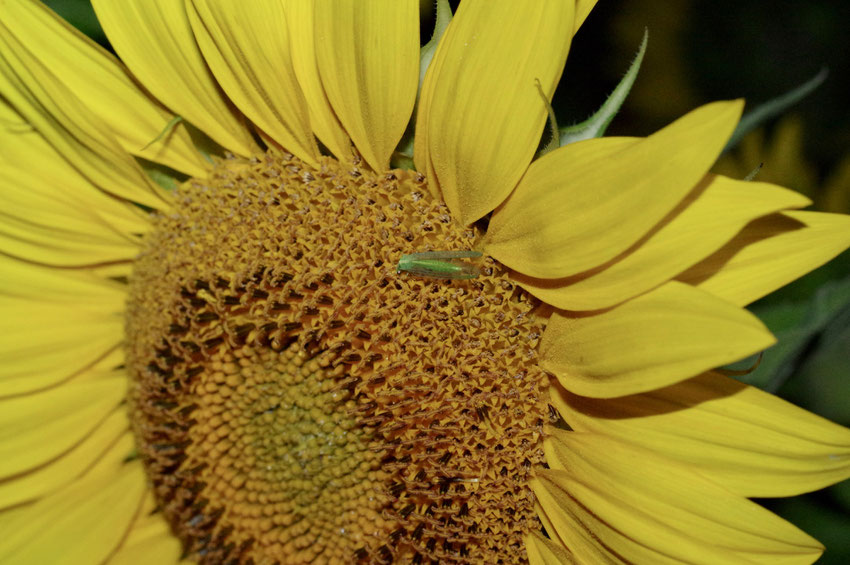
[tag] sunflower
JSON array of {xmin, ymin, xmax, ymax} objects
[{"xmin": 2, "ymin": 1, "xmax": 850, "ymax": 563}]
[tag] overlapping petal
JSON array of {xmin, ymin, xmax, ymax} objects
[
  {"xmin": 0, "ymin": 1, "xmax": 207, "ymax": 178},
  {"xmin": 0, "ymin": 435, "xmax": 145, "ymax": 565},
  {"xmin": 679, "ymin": 211, "xmax": 850, "ymax": 305},
  {"xmin": 92, "ymin": 0, "xmax": 256, "ymax": 156},
  {"xmin": 314, "ymin": 0, "xmax": 418, "ymax": 171},
  {"xmin": 0, "ymin": 256, "xmax": 126, "ymax": 305},
  {"xmin": 534, "ymin": 430, "xmax": 823, "ymax": 564},
  {"xmin": 0, "ymin": 376, "xmax": 125, "ymax": 481},
  {"xmin": 0, "ymin": 18, "xmax": 170, "ymax": 212},
  {"xmin": 0, "ymin": 262, "xmax": 125, "ymax": 396},
  {"xmin": 0, "ymin": 167, "xmax": 141, "ymax": 266},
  {"xmin": 188, "ymin": 0, "xmax": 319, "ymax": 166},
  {"xmin": 0, "ymin": 409, "xmax": 127, "ymax": 509},
  {"xmin": 0, "ymin": 99, "xmax": 153, "ymax": 239},
  {"xmin": 284, "ymin": 0, "xmax": 352, "ymax": 160},
  {"xmin": 0, "ymin": 254, "xmax": 125, "ymax": 309},
  {"xmin": 415, "ymin": 1, "xmax": 576, "ymax": 225},
  {"xmin": 540, "ymin": 281, "xmax": 775, "ymax": 398},
  {"xmin": 551, "ymin": 371, "xmax": 850, "ymax": 497},
  {"xmin": 109, "ymin": 493, "xmax": 183, "ymax": 565},
  {"xmin": 514, "ymin": 174, "xmax": 810, "ymax": 310},
  {"xmin": 0, "ymin": 306, "xmax": 121, "ymax": 396},
  {"xmin": 487, "ymin": 101, "xmax": 743, "ymax": 278},
  {"xmin": 525, "ymin": 530, "xmax": 578, "ymax": 565}
]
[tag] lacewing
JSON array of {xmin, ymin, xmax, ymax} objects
[{"xmin": 396, "ymin": 250, "xmax": 482, "ymax": 280}]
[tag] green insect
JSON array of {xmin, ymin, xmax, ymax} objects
[
  {"xmin": 396, "ymin": 250, "xmax": 482, "ymax": 280},
  {"xmin": 141, "ymin": 115, "xmax": 183, "ymax": 151}
]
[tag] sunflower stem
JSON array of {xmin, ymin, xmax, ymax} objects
[{"xmin": 560, "ymin": 28, "xmax": 648, "ymax": 145}]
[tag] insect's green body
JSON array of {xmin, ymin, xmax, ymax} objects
[
  {"xmin": 396, "ymin": 250, "xmax": 482, "ymax": 280},
  {"xmin": 142, "ymin": 115, "xmax": 183, "ymax": 151}
]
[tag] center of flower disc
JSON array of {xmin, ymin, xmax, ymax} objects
[{"xmin": 126, "ymin": 150, "xmax": 550, "ymax": 563}]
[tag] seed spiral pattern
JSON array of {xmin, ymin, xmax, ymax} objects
[{"xmin": 126, "ymin": 150, "xmax": 550, "ymax": 563}]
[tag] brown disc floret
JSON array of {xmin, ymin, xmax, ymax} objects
[{"xmin": 126, "ymin": 150, "xmax": 550, "ymax": 564}]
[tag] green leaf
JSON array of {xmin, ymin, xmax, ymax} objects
[
  {"xmin": 559, "ymin": 28, "xmax": 648, "ymax": 145},
  {"xmin": 723, "ymin": 67, "xmax": 828, "ymax": 152},
  {"xmin": 727, "ymin": 274, "xmax": 850, "ymax": 393},
  {"xmin": 792, "ymin": 306, "xmax": 850, "ymax": 425}
]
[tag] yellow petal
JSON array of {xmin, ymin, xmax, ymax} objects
[
  {"xmin": 0, "ymin": 377, "xmax": 125, "ymax": 480},
  {"xmin": 525, "ymin": 530, "xmax": 578, "ymax": 565},
  {"xmin": 0, "ymin": 298, "xmax": 122, "ymax": 397},
  {"xmin": 0, "ymin": 438, "xmax": 145, "ymax": 565},
  {"xmin": 0, "ymin": 168, "xmax": 138, "ymax": 244},
  {"xmin": 0, "ymin": 169, "xmax": 142, "ymax": 266},
  {"xmin": 0, "ymin": 24, "xmax": 170, "ymax": 212},
  {"xmin": 539, "ymin": 281, "xmax": 775, "ymax": 398},
  {"xmin": 487, "ymin": 101, "xmax": 744, "ymax": 278},
  {"xmin": 0, "ymin": 99, "xmax": 154, "ymax": 237},
  {"xmin": 0, "ymin": 187, "xmax": 139, "ymax": 266},
  {"xmin": 0, "ymin": 1, "xmax": 207, "ymax": 178},
  {"xmin": 551, "ymin": 371, "xmax": 850, "ymax": 498},
  {"xmin": 109, "ymin": 492, "xmax": 183, "ymax": 565},
  {"xmin": 534, "ymin": 431, "xmax": 823, "ymax": 564},
  {"xmin": 89, "ymin": 263, "xmax": 133, "ymax": 280},
  {"xmin": 187, "ymin": 0, "xmax": 319, "ymax": 166},
  {"xmin": 73, "ymin": 349, "xmax": 127, "ymax": 384},
  {"xmin": 679, "ymin": 211, "xmax": 850, "ymax": 305},
  {"xmin": 314, "ymin": 0, "xmax": 418, "ymax": 171},
  {"xmin": 0, "ymin": 408, "xmax": 127, "ymax": 509},
  {"xmin": 0, "ymin": 216, "xmax": 138, "ymax": 268},
  {"xmin": 0, "ymin": 254, "xmax": 126, "ymax": 306},
  {"xmin": 0, "ymin": 221, "xmax": 136, "ymax": 268},
  {"xmin": 533, "ymin": 498, "xmax": 623, "ymax": 565},
  {"xmin": 91, "ymin": 0, "xmax": 256, "ymax": 156},
  {"xmin": 415, "ymin": 2, "xmax": 576, "ymax": 224},
  {"xmin": 575, "ymin": 1, "xmax": 598, "ymax": 32},
  {"xmin": 514, "ymin": 174, "xmax": 810, "ymax": 310},
  {"xmin": 284, "ymin": 0, "xmax": 352, "ymax": 161}
]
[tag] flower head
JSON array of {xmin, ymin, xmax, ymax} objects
[{"xmin": 2, "ymin": 1, "xmax": 850, "ymax": 564}]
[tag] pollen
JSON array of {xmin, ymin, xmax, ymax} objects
[{"xmin": 126, "ymin": 150, "xmax": 550, "ymax": 564}]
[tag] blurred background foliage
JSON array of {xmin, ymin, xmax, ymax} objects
[{"xmin": 46, "ymin": 0, "xmax": 850, "ymax": 561}]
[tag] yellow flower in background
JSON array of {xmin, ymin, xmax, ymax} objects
[{"xmin": 2, "ymin": 1, "xmax": 850, "ymax": 564}]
